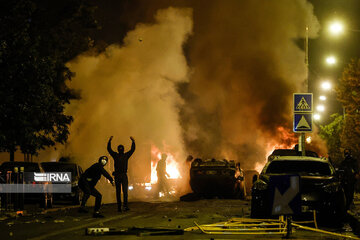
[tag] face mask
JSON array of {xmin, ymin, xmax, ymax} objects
[{"xmin": 101, "ymin": 159, "xmax": 107, "ymax": 166}]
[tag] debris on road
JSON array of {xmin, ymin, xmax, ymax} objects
[{"xmin": 85, "ymin": 227, "xmax": 184, "ymax": 236}]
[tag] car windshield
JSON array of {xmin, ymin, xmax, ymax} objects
[
  {"xmin": 265, "ymin": 160, "xmax": 332, "ymax": 176},
  {"xmin": 41, "ymin": 163, "xmax": 77, "ymax": 175}
]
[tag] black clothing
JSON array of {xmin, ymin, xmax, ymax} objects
[
  {"xmin": 81, "ymin": 162, "xmax": 113, "ymax": 188},
  {"xmin": 114, "ymin": 173, "xmax": 128, "ymax": 210},
  {"xmin": 79, "ymin": 162, "xmax": 113, "ymax": 212},
  {"xmin": 340, "ymin": 154, "xmax": 359, "ymax": 209},
  {"xmin": 107, "ymin": 140, "xmax": 135, "ymax": 173},
  {"xmin": 79, "ymin": 178, "xmax": 102, "ymax": 212},
  {"xmin": 107, "ymin": 138, "xmax": 135, "ymax": 209}
]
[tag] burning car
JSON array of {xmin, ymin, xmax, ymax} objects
[
  {"xmin": 251, "ymin": 154, "xmax": 346, "ymax": 225},
  {"xmin": 190, "ymin": 158, "xmax": 246, "ymax": 198}
]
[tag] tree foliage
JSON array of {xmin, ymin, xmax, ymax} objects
[
  {"xmin": 319, "ymin": 113, "xmax": 343, "ymax": 166},
  {"xmin": 336, "ymin": 59, "xmax": 360, "ymax": 161},
  {"xmin": 0, "ymin": 0, "xmax": 97, "ymax": 160}
]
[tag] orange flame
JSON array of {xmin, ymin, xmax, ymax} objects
[
  {"xmin": 265, "ymin": 126, "xmax": 297, "ymax": 157},
  {"xmin": 257, "ymin": 126, "xmax": 298, "ymax": 172},
  {"xmin": 150, "ymin": 145, "xmax": 181, "ymax": 184}
]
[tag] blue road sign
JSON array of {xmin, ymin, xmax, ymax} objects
[
  {"xmin": 293, "ymin": 113, "xmax": 313, "ymax": 132},
  {"xmin": 269, "ymin": 175, "xmax": 301, "ymax": 216},
  {"xmin": 293, "ymin": 93, "xmax": 313, "ymax": 112}
]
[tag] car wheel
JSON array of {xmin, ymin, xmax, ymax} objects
[
  {"xmin": 39, "ymin": 195, "xmax": 47, "ymax": 209},
  {"xmin": 318, "ymin": 191, "xmax": 346, "ymax": 227},
  {"xmin": 250, "ymin": 196, "xmax": 268, "ymax": 218},
  {"xmin": 250, "ymin": 198, "xmax": 261, "ymax": 218},
  {"xmin": 72, "ymin": 191, "xmax": 82, "ymax": 205}
]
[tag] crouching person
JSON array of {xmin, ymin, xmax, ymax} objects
[{"xmin": 78, "ymin": 156, "xmax": 114, "ymax": 218}]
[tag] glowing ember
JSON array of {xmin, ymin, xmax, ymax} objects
[{"xmin": 150, "ymin": 145, "xmax": 181, "ymax": 184}]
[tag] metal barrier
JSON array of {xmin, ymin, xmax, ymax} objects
[
  {"xmin": 185, "ymin": 216, "xmax": 290, "ymax": 237},
  {"xmin": 186, "ymin": 213, "xmax": 360, "ymax": 239}
]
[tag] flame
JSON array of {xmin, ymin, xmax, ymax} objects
[
  {"xmin": 265, "ymin": 126, "xmax": 297, "ymax": 157},
  {"xmin": 256, "ymin": 126, "xmax": 298, "ymax": 172},
  {"xmin": 150, "ymin": 145, "xmax": 181, "ymax": 184},
  {"xmin": 254, "ymin": 162, "xmax": 264, "ymax": 174}
]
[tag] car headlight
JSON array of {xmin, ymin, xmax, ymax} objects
[
  {"xmin": 253, "ymin": 179, "xmax": 268, "ymax": 191},
  {"xmin": 323, "ymin": 182, "xmax": 341, "ymax": 193}
]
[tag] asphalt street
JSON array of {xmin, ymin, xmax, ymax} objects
[{"xmin": 1, "ymin": 197, "xmax": 360, "ymax": 240}]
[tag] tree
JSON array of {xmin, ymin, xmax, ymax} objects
[
  {"xmin": 0, "ymin": 0, "xmax": 98, "ymax": 161},
  {"xmin": 336, "ymin": 59, "xmax": 360, "ymax": 161},
  {"xmin": 319, "ymin": 113, "xmax": 343, "ymax": 166}
]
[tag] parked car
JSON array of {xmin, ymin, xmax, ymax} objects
[
  {"xmin": 0, "ymin": 161, "xmax": 53, "ymax": 209},
  {"xmin": 190, "ymin": 158, "xmax": 246, "ymax": 198},
  {"xmin": 268, "ymin": 148, "xmax": 319, "ymax": 159},
  {"xmin": 251, "ymin": 155, "xmax": 346, "ymax": 225},
  {"xmin": 40, "ymin": 162, "xmax": 83, "ymax": 204}
]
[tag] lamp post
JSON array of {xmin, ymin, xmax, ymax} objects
[{"xmin": 299, "ymin": 26, "xmax": 310, "ymax": 156}]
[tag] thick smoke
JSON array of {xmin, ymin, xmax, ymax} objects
[
  {"xmin": 97, "ymin": 0, "xmax": 324, "ymax": 169},
  {"xmin": 178, "ymin": 0, "xmax": 322, "ymax": 169},
  {"xmin": 46, "ymin": 7, "xmax": 193, "ymax": 202},
  {"xmin": 33, "ymin": 1, "xmax": 325, "ymax": 202}
]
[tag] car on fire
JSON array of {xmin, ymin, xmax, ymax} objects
[
  {"xmin": 251, "ymin": 154, "xmax": 346, "ymax": 225},
  {"xmin": 190, "ymin": 158, "xmax": 246, "ymax": 198}
]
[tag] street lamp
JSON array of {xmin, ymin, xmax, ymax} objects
[
  {"xmin": 321, "ymin": 81, "xmax": 332, "ymax": 91},
  {"xmin": 314, "ymin": 113, "xmax": 321, "ymax": 121},
  {"xmin": 325, "ymin": 56, "xmax": 336, "ymax": 65},
  {"xmin": 329, "ymin": 21, "xmax": 344, "ymax": 36},
  {"xmin": 316, "ymin": 105, "xmax": 325, "ymax": 112},
  {"xmin": 319, "ymin": 95, "xmax": 327, "ymax": 101},
  {"xmin": 328, "ymin": 20, "xmax": 360, "ymax": 35}
]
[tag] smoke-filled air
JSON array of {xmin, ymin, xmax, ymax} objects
[{"xmin": 37, "ymin": 0, "xmax": 326, "ymax": 202}]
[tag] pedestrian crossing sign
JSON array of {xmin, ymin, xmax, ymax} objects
[
  {"xmin": 293, "ymin": 93, "xmax": 313, "ymax": 112},
  {"xmin": 293, "ymin": 113, "xmax": 313, "ymax": 132}
]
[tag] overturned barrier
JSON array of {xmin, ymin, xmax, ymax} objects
[{"xmin": 185, "ymin": 214, "xmax": 360, "ymax": 240}]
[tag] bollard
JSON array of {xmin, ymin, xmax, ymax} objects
[
  {"xmin": 14, "ymin": 167, "xmax": 19, "ymax": 211},
  {"xmin": 6, "ymin": 171, "xmax": 12, "ymax": 210},
  {"xmin": 19, "ymin": 167, "xmax": 24, "ymax": 211}
]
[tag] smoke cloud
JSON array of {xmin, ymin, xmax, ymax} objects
[
  {"xmin": 33, "ymin": 1, "xmax": 326, "ymax": 202},
  {"xmin": 45, "ymin": 7, "xmax": 193, "ymax": 202},
  {"xmin": 177, "ymin": 0, "xmax": 322, "ymax": 169}
]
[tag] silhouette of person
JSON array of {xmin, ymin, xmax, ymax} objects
[
  {"xmin": 234, "ymin": 162, "xmax": 246, "ymax": 199},
  {"xmin": 156, "ymin": 153, "xmax": 170, "ymax": 197},
  {"xmin": 107, "ymin": 136, "xmax": 135, "ymax": 212},
  {"xmin": 78, "ymin": 156, "xmax": 114, "ymax": 218},
  {"xmin": 340, "ymin": 149, "xmax": 359, "ymax": 210}
]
